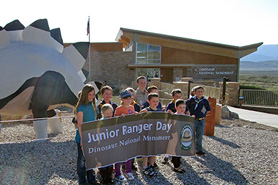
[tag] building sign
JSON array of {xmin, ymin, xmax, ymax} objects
[{"xmin": 192, "ymin": 66, "xmax": 237, "ymax": 81}]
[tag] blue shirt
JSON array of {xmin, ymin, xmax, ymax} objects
[
  {"xmin": 75, "ymin": 102, "xmax": 97, "ymax": 143},
  {"xmin": 132, "ymin": 101, "xmax": 141, "ymax": 112},
  {"xmin": 166, "ymin": 100, "xmax": 176, "ymax": 113},
  {"xmin": 97, "ymin": 100, "xmax": 118, "ymax": 119},
  {"xmin": 146, "ymin": 107, "xmax": 163, "ymax": 112},
  {"xmin": 142, "ymin": 101, "xmax": 163, "ymax": 111},
  {"xmin": 186, "ymin": 96, "xmax": 211, "ymax": 119}
]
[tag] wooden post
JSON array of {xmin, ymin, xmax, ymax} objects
[
  {"xmin": 204, "ymin": 97, "xmax": 216, "ymax": 136},
  {"xmin": 187, "ymin": 80, "xmax": 193, "ymax": 99},
  {"xmin": 222, "ymin": 77, "xmax": 228, "ymax": 105}
]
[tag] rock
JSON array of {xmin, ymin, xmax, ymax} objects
[
  {"xmin": 221, "ymin": 105, "xmax": 230, "ymax": 119},
  {"xmin": 221, "ymin": 105, "xmax": 239, "ymax": 119},
  {"xmin": 230, "ymin": 111, "xmax": 239, "ymax": 119}
]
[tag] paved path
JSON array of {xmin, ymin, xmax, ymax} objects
[{"xmin": 227, "ymin": 106, "xmax": 278, "ymax": 129}]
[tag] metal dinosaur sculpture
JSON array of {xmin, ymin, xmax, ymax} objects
[{"xmin": 0, "ymin": 19, "xmax": 101, "ymax": 139}]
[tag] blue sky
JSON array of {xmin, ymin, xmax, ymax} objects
[{"xmin": 1, "ymin": 0, "xmax": 277, "ymax": 46}]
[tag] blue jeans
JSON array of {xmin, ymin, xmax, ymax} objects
[
  {"xmin": 77, "ymin": 143, "xmax": 96, "ymax": 184},
  {"xmin": 195, "ymin": 119, "xmax": 205, "ymax": 152},
  {"xmin": 77, "ymin": 142, "xmax": 87, "ymax": 184}
]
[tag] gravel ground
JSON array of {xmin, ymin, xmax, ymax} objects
[{"xmin": 0, "ymin": 113, "xmax": 277, "ymax": 185}]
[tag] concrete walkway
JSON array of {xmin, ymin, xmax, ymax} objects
[{"xmin": 227, "ymin": 106, "xmax": 278, "ymax": 129}]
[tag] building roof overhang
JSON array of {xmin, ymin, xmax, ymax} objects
[{"xmin": 116, "ymin": 27, "xmax": 263, "ymax": 59}]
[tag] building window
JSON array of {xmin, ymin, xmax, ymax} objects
[
  {"xmin": 136, "ymin": 68, "xmax": 160, "ymax": 81},
  {"xmin": 136, "ymin": 43, "xmax": 161, "ymax": 64}
]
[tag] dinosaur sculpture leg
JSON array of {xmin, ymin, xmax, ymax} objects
[
  {"xmin": 47, "ymin": 109, "xmax": 63, "ymax": 135},
  {"xmin": 32, "ymin": 105, "xmax": 49, "ymax": 139},
  {"xmin": 31, "ymin": 71, "xmax": 77, "ymax": 139}
]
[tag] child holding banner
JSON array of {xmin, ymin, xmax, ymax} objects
[
  {"xmin": 171, "ymin": 99, "xmax": 186, "ymax": 173},
  {"xmin": 114, "ymin": 90, "xmax": 137, "ymax": 181},
  {"xmin": 126, "ymin": 87, "xmax": 140, "ymax": 171},
  {"xmin": 186, "ymin": 86, "xmax": 211, "ymax": 155},
  {"xmin": 98, "ymin": 104, "xmax": 114, "ymax": 184},
  {"xmin": 126, "ymin": 87, "xmax": 141, "ymax": 112},
  {"xmin": 142, "ymin": 85, "xmax": 163, "ymax": 110},
  {"xmin": 163, "ymin": 89, "xmax": 183, "ymax": 164},
  {"xmin": 75, "ymin": 84, "xmax": 98, "ymax": 185},
  {"xmin": 141, "ymin": 93, "xmax": 161, "ymax": 177}
]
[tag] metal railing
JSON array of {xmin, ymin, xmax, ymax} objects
[{"xmin": 240, "ymin": 89, "xmax": 278, "ymax": 107}]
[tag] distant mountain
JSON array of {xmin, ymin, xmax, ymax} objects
[
  {"xmin": 241, "ymin": 45, "xmax": 278, "ymax": 62},
  {"xmin": 240, "ymin": 60, "xmax": 278, "ymax": 71}
]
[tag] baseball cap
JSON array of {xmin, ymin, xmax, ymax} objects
[{"xmin": 120, "ymin": 90, "xmax": 132, "ymax": 99}]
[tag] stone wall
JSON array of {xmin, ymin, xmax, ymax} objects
[
  {"xmin": 84, "ymin": 51, "xmax": 135, "ymax": 89},
  {"xmin": 173, "ymin": 81, "xmax": 189, "ymax": 99},
  {"xmin": 151, "ymin": 78, "xmax": 239, "ymax": 106},
  {"xmin": 219, "ymin": 82, "xmax": 240, "ymax": 106}
]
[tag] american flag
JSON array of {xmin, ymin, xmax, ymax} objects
[{"xmin": 87, "ymin": 18, "xmax": 90, "ymax": 35}]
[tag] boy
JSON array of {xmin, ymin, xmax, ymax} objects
[
  {"xmin": 126, "ymin": 87, "xmax": 140, "ymax": 112},
  {"xmin": 166, "ymin": 89, "xmax": 182, "ymax": 113},
  {"xmin": 114, "ymin": 90, "xmax": 137, "ymax": 181},
  {"xmin": 142, "ymin": 85, "xmax": 163, "ymax": 110},
  {"xmin": 186, "ymin": 86, "xmax": 211, "ymax": 155},
  {"xmin": 163, "ymin": 89, "xmax": 182, "ymax": 164},
  {"xmin": 141, "ymin": 93, "xmax": 161, "ymax": 177},
  {"xmin": 171, "ymin": 99, "xmax": 186, "ymax": 173},
  {"xmin": 97, "ymin": 85, "xmax": 117, "ymax": 119},
  {"xmin": 99, "ymin": 104, "xmax": 114, "ymax": 184},
  {"xmin": 134, "ymin": 76, "xmax": 148, "ymax": 107}
]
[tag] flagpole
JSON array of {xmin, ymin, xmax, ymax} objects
[{"xmin": 88, "ymin": 16, "xmax": 91, "ymax": 81}]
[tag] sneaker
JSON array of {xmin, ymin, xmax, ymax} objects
[
  {"xmin": 173, "ymin": 167, "xmax": 185, "ymax": 173},
  {"xmin": 115, "ymin": 174, "xmax": 127, "ymax": 182},
  {"xmin": 162, "ymin": 157, "xmax": 169, "ymax": 164},
  {"xmin": 154, "ymin": 162, "xmax": 159, "ymax": 169},
  {"xmin": 143, "ymin": 166, "xmax": 155, "ymax": 177},
  {"xmin": 132, "ymin": 163, "xmax": 137, "ymax": 171},
  {"xmin": 196, "ymin": 151, "xmax": 206, "ymax": 155},
  {"xmin": 126, "ymin": 172, "xmax": 134, "ymax": 180}
]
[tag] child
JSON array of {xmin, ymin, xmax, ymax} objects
[
  {"xmin": 75, "ymin": 84, "xmax": 98, "ymax": 184},
  {"xmin": 114, "ymin": 90, "xmax": 137, "ymax": 181},
  {"xmin": 190, "ymin": 86, "xmax": 197, "ymax": 98},
  {"xmin": 97, "ymin": 85, "xmax": 118, "ymax": 119},
  {"xmin": 142, "ymin": 85, "xmax": 163, "ymax": 110},
  {"xmin": 186, "ymin": 86, "xmax": 211, "ymax": 155},
  {"xmin": 171, "ymin": 99, "xmax": 186, "ymax": 173},
  {"xmin": 134, "ymin": 76, "xmax": 148, "ymax": 107},
  {"xmin": 99, "ymin": 104, "xmax": 114, "ymax": 184},
  {"xmin": 125, "ymin": 87, "xmax": 140, "ymax": 171},
  {"xmin": 126, "ymin": 87, "xmax": 141, "ymax": 112},
  {"xmin": 72, "ymin": 91, "xmax": 82, "ymax": 129},
  {"xmin": 166, "ymin": 89, "xmax": 182, "ymax": 114},
  {"xmin": 141, "ymin": 93, "xmax": 161, "ymax": 177},
  {"xmin": 163, "ymin": 89, "xmax": 182, "ymax": 164}
]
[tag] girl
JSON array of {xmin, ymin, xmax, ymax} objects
[{"xmin": 75, "ymin": 84, "xmax": 98, "ymax": 184}]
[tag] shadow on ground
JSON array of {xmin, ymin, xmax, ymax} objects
[
  {"xmin": 0, "ymin": 140, "xmax": 77, "ymax": 184},
  {"xmin": 208, "ymin": 136, "xmax": 240, "ymax": 148},
  {"xmin": 193, "ymin": 151, "xmax": 248, "ymax": 185}
]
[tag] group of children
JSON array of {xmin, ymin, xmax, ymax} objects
[{"xmin": 74, "ymin": 76, "xmax": 211, "ymax": 184}]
